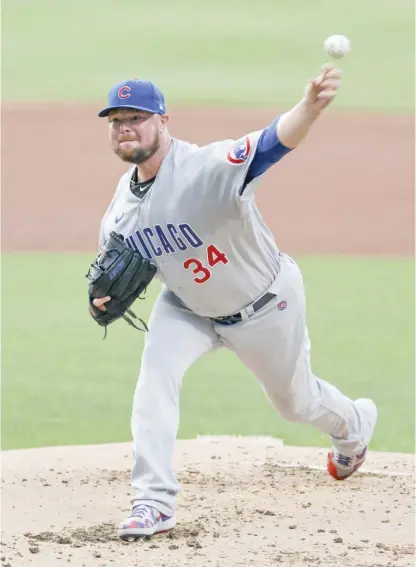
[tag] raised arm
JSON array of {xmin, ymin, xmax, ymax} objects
[
  {"xmin": 244, "ymin": 64, "xmax": 342, "ymax": 189},
  {"xmin": 277, "ymin": 63, "xmax": 342, "ymax": 149}
]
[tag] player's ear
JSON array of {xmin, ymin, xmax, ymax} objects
[{"xmin": 159, "ymin": 114, "xmax": 169, "ymax": 131}]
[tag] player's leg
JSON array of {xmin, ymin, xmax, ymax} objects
[
  {"xmin": 217, "ymin": 254, "xmax": 377, "ymax": 477},
  {"xmin": 119, "ymin": 287, "xmax": 219, "ymax": 539}
]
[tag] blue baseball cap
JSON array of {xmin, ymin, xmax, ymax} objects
[{"xmin": 98, "ymin": 79, "xmax": 166, "ymax": 117}]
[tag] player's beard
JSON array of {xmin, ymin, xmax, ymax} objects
[{"xmin": 114, "ymin": 132, "xmax": 160, "ymax": 165}]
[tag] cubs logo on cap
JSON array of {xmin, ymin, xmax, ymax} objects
[
  {"xmin": 227, "ymin": 136, "xmax": 251, "ymax": 165},
  {"xmin": 118, "ymin": 86, "xmax": 131, "ymax": 99}
]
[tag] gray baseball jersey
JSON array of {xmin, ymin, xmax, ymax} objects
[{"xmin": 99, "ymin": 132, "xmax": 282, "ymax": 317}]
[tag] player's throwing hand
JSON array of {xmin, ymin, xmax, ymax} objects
[{"xmin": 304, "ymin": 63, "xmax": 342, "ymax": 113}]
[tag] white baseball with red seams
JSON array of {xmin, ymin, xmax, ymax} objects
[{"xmin": 324, "ymin": 35, "xmax": 351, "ymax": 59}]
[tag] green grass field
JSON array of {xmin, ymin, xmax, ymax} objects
[
  {"xmin": 2, "ymin": 0, "xmax": 414, "ymax": 110},
  {"xmin": 2, "ymin": 254, "xmax": 414, "ymax": 452}
]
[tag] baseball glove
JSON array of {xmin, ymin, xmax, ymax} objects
[{"xmin": 86, "ymin": 231, "xmax": 157, "ymax": 337}]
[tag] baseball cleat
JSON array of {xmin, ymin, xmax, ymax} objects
[
  {"xmin": 118, "ymin": 504, "xmax": 176, "ymax": 540},
  {"xmin": 327, "ymin": 398, "xmax": 377, "ymax": 481},
  {"xmin": 327, "ymin": 446, "xmax": 368, "ymax": 480}
]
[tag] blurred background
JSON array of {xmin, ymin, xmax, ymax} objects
[{"xmin": 1, "ymin": 0, "xmax": 414, "ymax": 452}]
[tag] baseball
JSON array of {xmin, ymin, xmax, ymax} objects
[{"xmin": 324, "ymin": 35, "xmax": 351, "ymax": 59}]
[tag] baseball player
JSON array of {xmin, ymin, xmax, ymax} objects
[{"xmin": 91, "ymin": 64, "xmax": 377, "ymax": 540}]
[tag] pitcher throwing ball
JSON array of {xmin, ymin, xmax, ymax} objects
[{"xmin": 90, "ymin": 64, "xmax": 377, "ymax": 540}]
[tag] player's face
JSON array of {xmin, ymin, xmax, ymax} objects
[{"xmin": 108, "ymin": 109, "xmax": 163, "ymax": 164}]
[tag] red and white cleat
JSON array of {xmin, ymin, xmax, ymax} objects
[
  {"xmin": 328, "ymin": 398, "xmax": 377, "ymax": 481},
  {"xmin": 118, "ymin": 504, "xmax": 176, "ymax": 540}
]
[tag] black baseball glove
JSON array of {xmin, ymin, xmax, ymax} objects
[{"xmin": 86, "ymin": 231, "xmax": 157, "ymax": 337}]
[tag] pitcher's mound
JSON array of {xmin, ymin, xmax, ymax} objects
[{"xmin": 1, "ymin": 437, "xmax": 414, "ymax": 567}]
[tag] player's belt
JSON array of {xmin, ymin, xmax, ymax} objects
[{"xmin": 213, "ymin": 292, "xmax": 276, "ymax": 326}]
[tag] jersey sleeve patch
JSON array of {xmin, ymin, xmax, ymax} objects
[{"xmin": 226, "ymin": 136, "xmax": 251, "ymax": 165}]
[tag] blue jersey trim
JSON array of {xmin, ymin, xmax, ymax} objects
[{"xmin": 241, "ymin": 117, "xmax": 292, "ymax": 194}]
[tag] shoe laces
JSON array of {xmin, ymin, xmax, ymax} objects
[{"xmin": 131, "ymin": 505, "xmax": 155, "ymax": 521}]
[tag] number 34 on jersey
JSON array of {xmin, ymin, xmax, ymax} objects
[{"xmin": 184, "ymin": 244, "xmax": 228, "ymax": 284}]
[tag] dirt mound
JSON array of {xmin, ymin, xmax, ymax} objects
[{"xmin": 1, "ymin": 438, "xmax": 414, "ymax": 566}]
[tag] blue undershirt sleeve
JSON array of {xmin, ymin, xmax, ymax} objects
[{"xmin": 242, "ymin": 117, "xmax": 293, "ymax": 192}]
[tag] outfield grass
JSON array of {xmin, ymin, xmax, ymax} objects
[
  {"xmin": 2, "ymin": 254, "xmax": 414, "ymax": 452},
  {"xmin": 2, "ymin": 0, "xmax": 414, "ymax": 110}
]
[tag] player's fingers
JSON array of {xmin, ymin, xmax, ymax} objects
[
  {"xmin": 321, "ymin": 63, "xmax": 336, "ymax": 78},
  {"xmin": 319, "ymin": 79, "xmax": 341, "ymax": 91},
  {"xmin": 93, "ymin": 296, "xmax": 111, "ymax": 305},
  {"xmin": 320, "ymin": 62, "xmax": 334, "ymax": 74},
  {"xmin": 324, "ymin": 68, "xmax": 342, "ymax": 80},
  {"xmin": 316, "ymin": 89, "xmax": 338, "ymax": 100},
  {"xmin": 93, "ymin": 296, "xmax": 111, "ymax": 311},
  {"xmin": 311, "ymin": 76, "xmax": 324, "ymax": 90},
  {"xmin": 312, "ymin": 69, "xmax": 327, "ymax": 88},
  {"xmin": 310, "ymin": 64, "xmax": 341, "ymax": 93}
]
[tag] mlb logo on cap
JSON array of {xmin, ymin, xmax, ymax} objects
[{"xmin": 98, "ymin": 79, "xmax": 166, "ymax": 117}]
